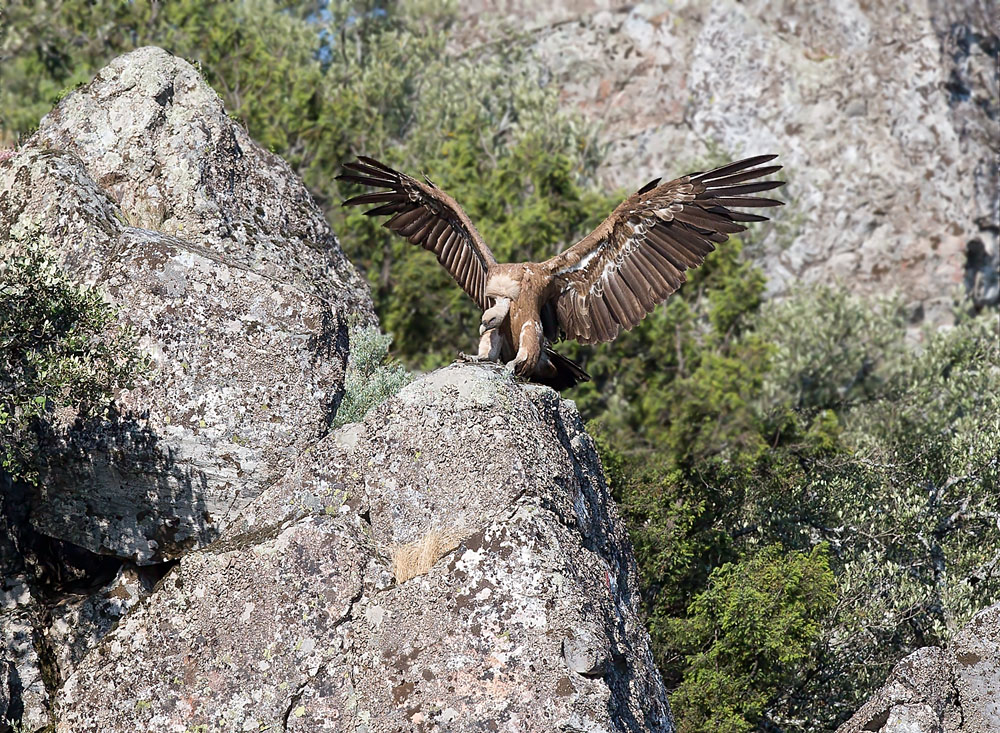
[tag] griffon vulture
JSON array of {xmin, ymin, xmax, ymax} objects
[{"xmin": 338, "ymin": 155, "xmax": 783, "ymax": 390}]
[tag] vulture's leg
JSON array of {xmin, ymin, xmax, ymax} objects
[
  {"xmin": 480, "ymin": 328, "xmax": 504, "ymax": 360},
  {"xmin": 458, "ymin": 328, "xmax": 503, "ymax": 363},
  {"xmin": 506, "ymin": 320, "xmax": 542, "ymax": 377}
]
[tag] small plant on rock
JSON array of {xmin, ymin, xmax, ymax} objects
[{"xmin": 334, "ymin": 324, "xmax": 412, "ymax": 426}]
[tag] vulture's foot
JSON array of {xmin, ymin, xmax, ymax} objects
[
  {"xmin": 458, "ymin": 351, "xmax": 488, "ymax": 363},
  {"xmin": 505, "ymin": 358, "xmax": 528, "ymax": 376}
]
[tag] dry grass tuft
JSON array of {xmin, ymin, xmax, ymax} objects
[{"xmin": 390, "ymin": 527, "xmax": 468, "ymax": 583}]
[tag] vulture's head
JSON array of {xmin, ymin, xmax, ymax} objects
[{"xmin": 480, "ymin": 297, "xmax": 511, "ymax": 335}]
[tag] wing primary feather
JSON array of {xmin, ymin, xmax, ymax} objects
[
  {"xmin": 593, "ymin": 299, "xmax": 618, "ymax": 342},
  {"xmin": 711, "ymin": 197, "xmax": 785, "ymax": 208},
  {"xmin": 646, "ymin": 230, "xmax": 695, "ymax": 270},
  {"xmin": 363, "ymin": 202, "xmax": 410, "ymax": 217},
  {"xmin": 727, "ymin": 211, "xmax": 770, "ymax": 223},
  {"xmin": 637, "ymin": 177, "xmax": 662, "ymax": 195},
  {"xmin": 339, "ymin": 163, "xmax": 397, "ymax": 182},
  {"xmin": 455, "ymin": 248, "xmax": 472, "ymax": 286},
  {"xmin": 440, "ymin": 233, "xmax": 462, "ymax": 271},
  {"xmin": 601, "ymin": 280, "xmax": 629, "ymax": 326},
  {"xmin": 341, "ymin": 192, "xmax": 401, "ymax": 206},
  {"xmin": 673, "ymin": 208, "xmax": 743, "ymax": 233},
  {"xmin": 657, "ymin": 226, "xmax": 714, "ymax": 264},
  {"xmin": 411, "ymin": 219, "xmax": 437, "ymax": 243},
  {"xmin": 705, "ymin": 165, "xmax": 782, "ymax": 186},
  {"xmin": 452, "ymin": 245, "xmax": 471, "ymax": 284},
  {"xmin": 692, "ymin": 154, "xmax": 779, "ymax": 181},
  {"xmin": 386, "ymin": 208, "xmax": 424, "ymax": 231},
  {"xmin": 644, "ymin": 240, "xmax": 687, "ymax": 288},
  {"xmin": 706, "ymin": 180, "xmax": 785, "ymax": 196},
  {"xmin": 356, "ymin": 156, "xmax": 400, "ymax": 174},
  {"xmin": 619, "ymin": 257, "xmax": 656, "ymax": 310},
  {"xmin": 398, "ymin": 213, "xmax": 431, "ymax": 237},
  {"xmin": 426, "ymin": 220, "xmax": 451, "ymax": 253},
  {"xmin": 610, "ymin": 275, "xmax": 643, "ymax": 325},
  {"xmin": 631, "ymin": 247, "xmax": 673, "ymax": 297},
  {"xmin": 337, "ymin": 173, "xmax": 396, "ymax": 189},
  {"xmin": 641, "ymin": 240, "xmax": 685, "ymax": 286}
]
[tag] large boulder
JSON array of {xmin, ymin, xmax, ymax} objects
[
  {"xmin": 0, "ymin": 47, "xmax": 374, "ymax": 564},
  {"xmin": 455, "ymin": 0, "xmax": 999, "ymax": 322},
  {"xmin": 838, "ymin": 603, "xmax": 1000, "ymax": 733},
  {"xmin": 55, "ymin": 364, "xmax": 673, "ymax": 732}
]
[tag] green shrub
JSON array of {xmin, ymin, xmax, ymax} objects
[
  {"xmin": 667, "ymin": 546, "xmax": 836, "ymax": 733},
  {"xmin": 0, "ymin": 238, "xmax": 146, "ymax": 482},
  {"xmin": 333, "ymin": 324, "xmax": 412, "ymax": 426}
]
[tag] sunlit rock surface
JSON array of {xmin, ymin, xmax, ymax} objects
[
  {"xmin": 838, "ymin": 603, "xmax": 1000, "ymax": 733},
  {"xmin": 56, "ymin": 364, "xmax": 673, "ymax": 732},
  {"xmin": 2, "ymin": 47, "xmax": 670, "ymax": 730}
]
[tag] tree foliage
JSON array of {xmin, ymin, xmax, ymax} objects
[
  {"xmin": 667, "ymin": 546, "xmax": 836, "ymax": 733},
  {"xmin": 594, "ymin": 274, "xmax": 999, "ymax": 730}
]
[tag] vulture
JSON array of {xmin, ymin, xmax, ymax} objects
[{"xmin": 338, "ymin": 155, "xmax": 784, "ymax": 390}]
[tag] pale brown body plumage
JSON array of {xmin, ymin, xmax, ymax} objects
[{"xmin": 338, "ymin": 155, "xmax": 784, "ymax": 390}]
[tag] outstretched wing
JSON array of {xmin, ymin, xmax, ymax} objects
[
  {"xmin": 542, "ymin": 155, "xmax": 784, "ymax": 344},
  {"xmin": 338, "ymin": 157, "xmax": 497, "ymax": 310}
]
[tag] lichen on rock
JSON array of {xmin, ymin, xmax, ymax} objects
[
  {"xmin": 54, "ymin": 364, "xmax": 673, "ymax": 732},
  {"xmin": 1, "ymin": 45, "xmax": 672, "ymax": 732},
  {"xmin": 838, "ymin": 603, "xmax": 1000, "ymax": 733}
]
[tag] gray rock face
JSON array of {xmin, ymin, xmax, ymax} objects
[
  {"xmin": 0, "ymin": 520, "xmax": 51, "ymax": 730},
  {"xmin": 1, "ymin": 43, "xmax": 669, "ymax": 732},
  {"xmin": 838, "ymin": 603, "xmax": 1000, "ymax": 733},
  {"xmin": 456, "ymin": 0, "xmax": 999, "ymax": 323},
  {"xmin": 0, "ymin": 47, "xmax": 374, "ymax": 564},
  {"xmin": 45, "ymin": 563, "xmax": 160, "ymax": 685},
  {"xmin": 55, "ymin": 364, "xmax": 673, "ymax": 732}
]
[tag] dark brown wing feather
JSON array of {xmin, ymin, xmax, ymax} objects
[
  {"xmin": 542, "ymin": 155, "xmax": 784, "ymax": 344},
  {"xmin": 338, "ymin": 157, "xmax": 497, "ymax": 310}
]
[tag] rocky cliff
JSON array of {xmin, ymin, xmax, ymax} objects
[
  {"xmin": 455, "ymin": 0, "xmax": 999, "ymax": 324},
  {"xmin": 0, "ymin": 48, "xmax": 671, "ymax": 731},
  {"xmin": 1, "ymin": 46, "xmax": 373, "ymax": 566},
  {"xmin": 837, "ymin": 602, "xmax": 1000, "ymax": 733}
]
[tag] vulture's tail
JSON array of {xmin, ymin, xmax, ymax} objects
[{"xmin": 535, "ymin": 348, "xmax": 590, "ymax": 391}]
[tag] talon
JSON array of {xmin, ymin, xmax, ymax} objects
[{"xmin": 458, "ymin": 352, "xmax": 485, "ymax": 363}]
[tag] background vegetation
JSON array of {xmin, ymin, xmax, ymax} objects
[{"xmin": 2, "ymin": 1, "xmax": 998, "ymax": 730}]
